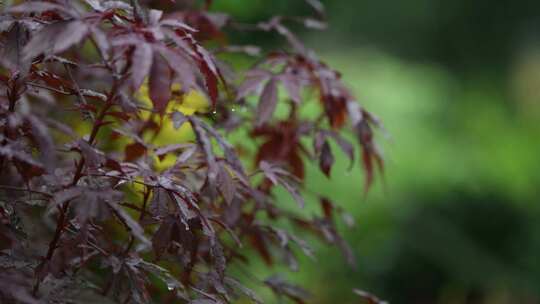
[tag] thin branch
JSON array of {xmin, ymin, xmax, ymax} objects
[
  {"xmin": 138, "ymin": 186, "xmax": 150, "ymax": 222},
  {"xmin": 0, "ymin": 185, "xmax": 53, "ymax": 198},
  {"xmin": 64, "ymin": 63, "xmax": 95, "ymax": 120},
  {"xmin": 26, "ymin": 81, "xmax": 73, "ymax": 95},
  {"xmin": 34, "ymin": 94, "xmax": 116, "ymax": 295},
  {"xmin": 26, "ymin": 81, "xmax": 108, "ymax": 102}
]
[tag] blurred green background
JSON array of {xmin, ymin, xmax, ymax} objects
[{"xmin": 209, "ymin": 0, "xmax": 540, "ymax": 303}]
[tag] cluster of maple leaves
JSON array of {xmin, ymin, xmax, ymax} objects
[{"xmin": 0, "ymin": 0, "xmax": 384, "ymax": 303}]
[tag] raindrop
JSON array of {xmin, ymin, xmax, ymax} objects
[{"xmin": 166, "ymin": 281, "xmax": 180, "ymax": 291}]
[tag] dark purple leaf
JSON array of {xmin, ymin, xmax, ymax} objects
[
  {"xmin": 154, "ymin": 143, "xmax": 191, "ymax": 158},
  {"xmin": 195, "ymin": 45, "xmax": 220, "ymax": 107},
  {"xmin": 27, "ymin": 115, "xmax": 57, "ymax": 172},
  {"xmin": 89, "ymin": 27, "xmax": 110, "ymax": 60},
  {"xmin": 337, "ymin": 237, "xmax": 357, "ymax": 267},
  {"xmin": 171, "ymin": 111, "xmax": 188, "ymax": 129},
  {"xmin": 258, "ymin": 161, "xmax": 282, "ymax": 186},
  {"xmin": 137, "ymin": 260, "xmax": 183, "ymax": 292},
  {"xmin": 217, "ymin": 164, "xmax": 235, "ymax": 205},
  {"xmin": 8, "ymin": 2, "xmax": 74, "ymax": 15},
  {"xmin": 210, "ymin": 238, "xmax": 226, "ymax": 279},
  {"xmin": 160, "ymin": 19, "xmax": 197, "ymax": 32},
  {"xmin": 0, "ymin": 145, "xmax": 43, "ymax": 169},
  {"xmin": 281, "ymin": 180, "xmax": 305, "ymax": 209},
  {"xmin": 84, "ymin": 190, "xmax": 117, "ymax": 222},
  {"xmin": 171, "ymin": 192, "xmax": 198, "ymax": 227},
  {"xmin": 152, "ymin": 217, "xmax": 174, "ymax": 257},
  {"xmin": 256, "ymin": 78, "xmax": 278, "ymax": 126},
  {"xmin": 23, "ymin": 20, "xmax": 89, "ymax": 61},
  {"xmin": 48, "ymin": 187, "xmax": 83, "ymax": 215},
  {"xmin": 264, "ymin": 275, "xmax": 311, "ymax": 304},
  {"xmin": 1, "ymin": 22, "xmax": 30, "ymax": 72},
  {"xmin": 319, "ymin": 141, "xmax": 334, "ymax": 177},
  {"xmin": 77, "ymin": 140, "xmax": 105, "ymax": 168},
  {"xmin": 326, "ymin": 131, "xmax": 355, "ymax": 169},
  {"xmin": 259, "ymin": 161, "xmax": 305, "ymax": 208},
  {"xmin": 284, "ymin": 247, "xmax": 299, "ymax": 271},
  {"xmin": 108, "ymin": 202, "xmax": 151, "ymax": 247},
  {"xmin": 149, "ymin": 187, "xmax": 170, "ymax": 218},
  {"xmin": 176, "ymin": 145, "xmax": 198, "ymax": 164},
  {"xmin": 190, "ymin": 118, "xmax": 218, "ymax": 185},
  {"xmin": 157, "ymin": 46, "xmax": 197, "ymax": 91},
  {"xmin": 224, "ymin": 277, "xmax": 263, "ymax": 304},
  {"xmin": 149, "ymin": 52, "xmax": 172, "ymax": 114},
  {"xmin": 198, "ymin": 119, "xmax": 247, "ymax": 180},
  {"xmin": 166, "ymin": 30, "xmax": 222, "ymax": 107},
  {"xmin": 288, "ymin": 233, "xmax": 315, "ymax": 260},
  {"xmin": 131, "ymin": 43, "xmax": 153, "ymax": 90},
  {"xmin": 237, "ymin": 70, "xmax": 271, "ymax": 100},
  {"xmin": 279, "ymin": 73, "xmax": 302, "ymax": 104}
]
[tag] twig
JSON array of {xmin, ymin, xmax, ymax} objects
[
  {"xmin": 138, "ymin": 186, "xmax": 150, "ymax": 222},
  {"xmin": 26, "ymin": 81, "xmax": 73, "ymax": 96},
  {"xmin": 0, "ymin": 185, "xmax": 53, "ymax": 198},
  {"xmin": 64, "ymin": 64, "xmax": 95, "ymax": 121},
  {"xmin": 33, "ymin": 93, "xmax": 116, "ymax": 295}
]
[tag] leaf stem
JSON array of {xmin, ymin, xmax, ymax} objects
[{"xmin": 33, "ymin": 93, "xmax": 116, "ymax": 295}]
